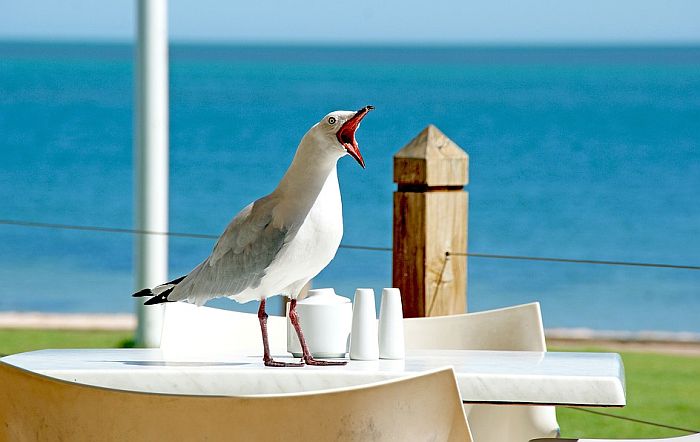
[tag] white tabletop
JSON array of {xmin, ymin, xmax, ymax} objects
[{"xmin": 1, "ymin": 348, "xmax": 625, "ymax": 406}]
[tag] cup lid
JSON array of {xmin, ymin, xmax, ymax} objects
[{"xmin": 299, "ymin": 288, "xmax": 350, "ymax": 305}]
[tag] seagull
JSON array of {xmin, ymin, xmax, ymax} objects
[{"xmin": 134, "ymin": 105, "xmax": 374, "ymax": 367}]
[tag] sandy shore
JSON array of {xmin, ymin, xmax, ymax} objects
[
  {"xmin": 1, "ymin": 312, "xmax": 699, "ymax": 355},
  {"xmin": 546, "ymin": 327, "xmax": 700, "ymax": 355},
  {"xmin": 0, "ymin": 312, "xmax": 136, "ymax": 331}
]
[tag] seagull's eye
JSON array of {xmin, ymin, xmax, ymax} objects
[{"xmin": 328, "ymin": 116, "xmax": 337, "ymax": 125}]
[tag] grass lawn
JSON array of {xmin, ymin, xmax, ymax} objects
[
  {"xmin": 554, "ymin": 348, "xmax": 700, "ymax": 439},
  {"xmin": 1, "ymin": 329, "xmax": 698, "ymax": 438},
  {"xmin": 0, "ymin": 329, "xmax": 133, "ymax": 357}
]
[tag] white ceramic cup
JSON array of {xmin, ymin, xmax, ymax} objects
[
  {"xmin": 349, "ymin": 288, "xmax": 379, "ymax": 361},
  {"xmin": 378, "ymin": 288, "xmax": 405, "ymax": 359},
  {"xmin": 287, "ymin": 288, "xmax": 352, "ymax": 358}
]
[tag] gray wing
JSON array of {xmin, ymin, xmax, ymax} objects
[{"xmin": 169, "ymin": 196, "xmax": 289, "ymax": 305}]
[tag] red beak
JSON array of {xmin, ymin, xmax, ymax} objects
[{"xmin": 336, "ymin": 105, "xmax": 374, "ymax": 168}]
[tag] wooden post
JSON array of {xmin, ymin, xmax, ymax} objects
[{"xmin": 392, "ymin": 125, "xmax": 468, "ymax": 317}]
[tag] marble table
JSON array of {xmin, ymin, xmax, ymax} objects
[{"xmin": 0, "ymin": 348, "xmax": 625, "ymax": 407}]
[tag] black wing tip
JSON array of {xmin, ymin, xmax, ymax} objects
[
  {"xmin": 143, "ymin": 286, "xmax": 176, "ymax": 305},
  {"xmin": 143, "ymin": 295, "xmax": 168, "ymax": 305},
  {"xmin": 135, "ymin": 275, "xmax": 186, "ymax": 304},
  {"xmin": 132, "ymin": 288, "xmax": 153, "ymax": 298}
]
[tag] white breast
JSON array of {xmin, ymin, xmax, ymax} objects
[{"xmin": 232, "ymin": 168, "xmax": 343, "ymax": 302}]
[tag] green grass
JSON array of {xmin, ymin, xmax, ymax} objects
[
  {"xmin": 0, "ymin": 329, "xmax": 134, "ymax": 357},
  {"xmin": 554, "ymin": 348, "xmax": 700, "ymax": 439},
  {"xmin": 1, "ymin": 330, "xmax": 698, "ymax": 438}
]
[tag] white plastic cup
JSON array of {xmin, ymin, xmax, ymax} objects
[
  {"xmin": 378, "ymin": 288, "xmax": 405, "ymax": 359},
  {"xmin": 349, "ymin": 288, "xmax": 379, "ymax": 361}
]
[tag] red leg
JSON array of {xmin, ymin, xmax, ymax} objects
[
  {"xmin": 289, "ymin": 299, "xmax": 348, "ymax": 366},
  {"xmin": 258, "ymin": 298, "xmax": 302, "ymax": 367}
]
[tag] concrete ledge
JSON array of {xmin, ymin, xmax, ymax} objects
[
  {"xmin": 0, "ymin": 312, "xmax": 136, "ymax": 331},
  {"xmin": 546, "ymin": 328, "xmax": 700, "ymax": 356},
  {"xmin": 546, "ymin": 327, "xmax": 700, "ymax": 343}
]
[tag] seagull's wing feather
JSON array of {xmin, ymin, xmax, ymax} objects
[
  {"xmin": 169, "ymin": 196, "xmax": 289, "ymax": 305},
  {"xmin": 210, "ymin": 198, "xmax": 276, "ymax": 266}
]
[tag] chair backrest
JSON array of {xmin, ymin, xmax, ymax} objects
[
  {"xmin": 404, "ymin": 302, "xmax": 547, "ymax": 352},
  {"xmin": 0, "ymin": 362, "xmax": 471, "ymax": 442},
  {"xmin": 404, "ymin": 302, "xmax": 558, "ymax": 442},
  {"xmin": 160, "ymin": 302, "xmax": 287, "ymax": 356}
]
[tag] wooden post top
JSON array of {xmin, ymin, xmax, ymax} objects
[{"xmin": 393, "ymin": 125, "xmax": 469, "ymax": 188}]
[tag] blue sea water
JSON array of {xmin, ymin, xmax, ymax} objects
[{"xmin": 0, "ymin": 42, "xmax": 698, "ymax": 332}]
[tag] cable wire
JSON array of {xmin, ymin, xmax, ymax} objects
[
  {"xmin": 447, "ymin": 251, "xmax": 700, "ymax": 271},
  {"xmin": 1, "ymin": 218, "xmax": 699, "ymax": 270},
  {"xmin": 0, "ymin": 219, "xmax": 219, "ymax": 240},
  {"xmin": 426, "ymin": 254, "xmax": 449, "ymax": 316},
  {"xmin": 567, "ymin": 406, "xmax": 699, "ymax": 434},
  {"xmin": 0, "ymin": 218, "xmax": 390, "ymax": 251}
]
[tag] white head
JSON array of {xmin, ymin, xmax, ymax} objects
[{"xmin": 304, "ymin": 105, "xmax": 374, "ymax": 168}]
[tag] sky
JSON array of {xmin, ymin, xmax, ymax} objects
[{"xmin": 1, "ymin": 0, "xmax": 700, "ymax": 44}]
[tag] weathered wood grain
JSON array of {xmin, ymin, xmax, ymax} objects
[{"xmin": 393, "ymin": 125, "xmax": 469, "ymax": 317}]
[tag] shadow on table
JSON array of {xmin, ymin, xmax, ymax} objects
[{"xmin": 110, "ymin": 361, "xmax": 252, "ymax": 367}]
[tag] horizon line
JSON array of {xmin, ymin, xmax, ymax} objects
[{"xmin": 1, "ymin": 37, "xmax": 700, "ymax": 49}]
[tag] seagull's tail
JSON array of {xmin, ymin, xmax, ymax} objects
[{"xmin": 132, "ymin": 275, "xmax": 187, "ymax": 305}]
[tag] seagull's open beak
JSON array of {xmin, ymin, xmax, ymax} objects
[{"xmin": 336, "ymin": 105, "xmax": 374, "ymax": 168}]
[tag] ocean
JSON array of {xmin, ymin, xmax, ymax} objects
[{"xmin": 0, "ymin": 42, "xmax": 698, "ymax": 332}]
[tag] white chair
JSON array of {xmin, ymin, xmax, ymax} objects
[
  {"xmin": 531, "ymin": 435, "xmax": 700, "ymax": 442},
  {"xmin": 160, "ymin": 302, "xmax": 287, "ymax": 357},
  {"xmin": 0, "ymin": 361, "xmax": 472, "ymax": 441},
  {"xmin": 404, "ymin": 302, "xmax": 560, "ymax": 442},
  {"xmin": 160, "ymin": 301, "xmax": 558, "ymax": 441}
]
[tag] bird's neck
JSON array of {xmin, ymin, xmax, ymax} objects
[{"xmin": 273, "ymin": 137, "xmax": 341, "ymax": 222}]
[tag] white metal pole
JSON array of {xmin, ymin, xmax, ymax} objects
[{"xmin": 135, "ymin": 0, "xmax": 169, "ymax": 347}]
